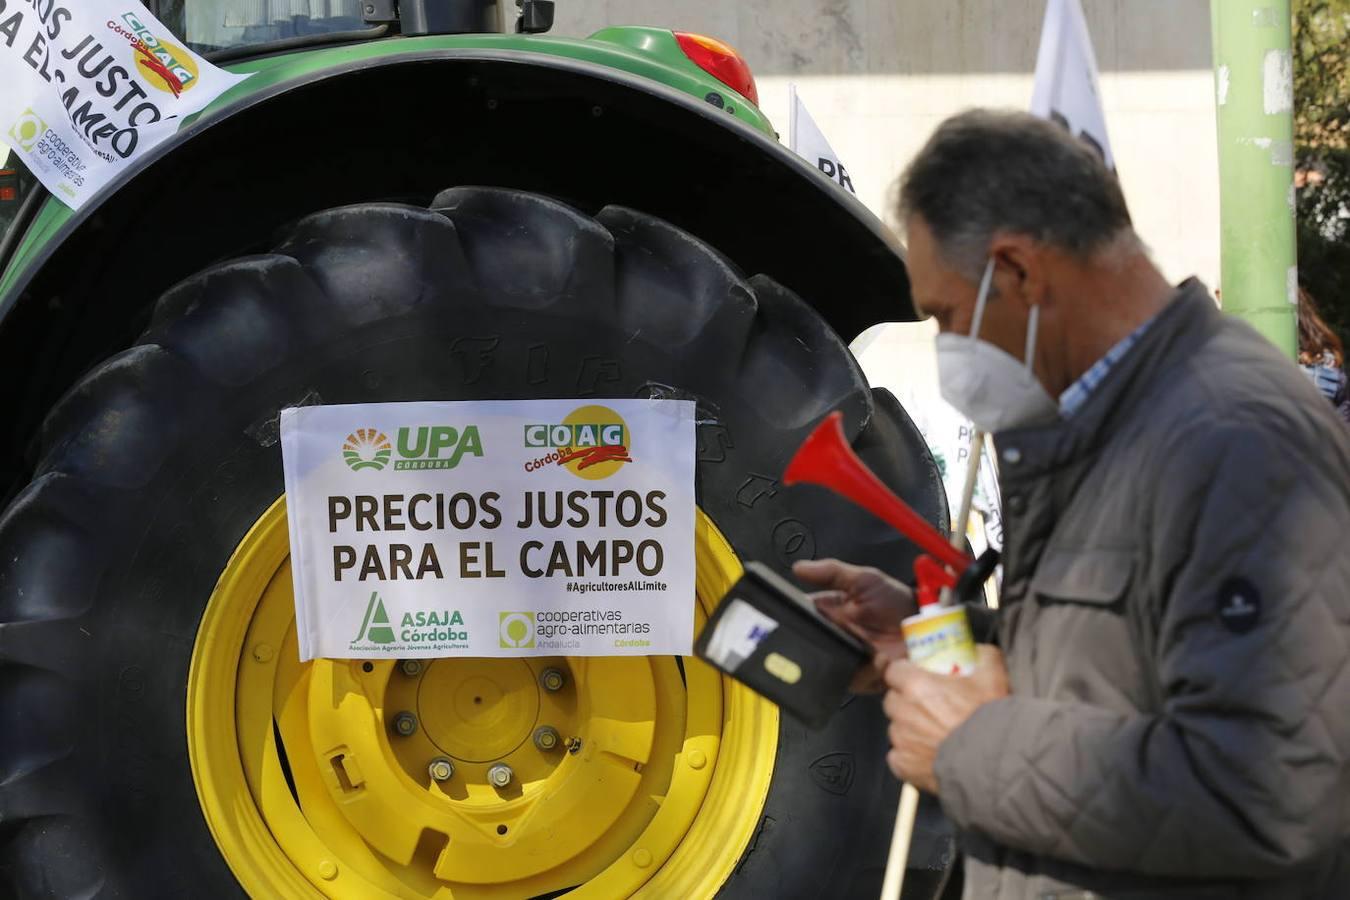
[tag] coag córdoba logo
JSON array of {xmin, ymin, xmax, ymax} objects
[
  {"xmin": 523, "ymin": 405, "xmax": 633, "ymax": 480},
  {"xmin": 108, "ymin": 13, "xmax": 202, "ymax": 98}
]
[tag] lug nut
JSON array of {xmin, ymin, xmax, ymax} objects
[
  {"xmin": 392, "ymin": 711, "xmax": 419, "ymax": 736},
  {"xmin": 487, "ymin": 763, "xmax": 514, "ymax": 788},
  {"xmin": 540, "ymin": 667, "xmax": 565, "ymax": 692},
  {"xmin": 533, "ymin": 726, "xmax": 561, "ymax": 751},
  {"xmin": 400, "ymin": 659, "xmax": 424, "ymax": 677},
  {"xmin": 428, "ymin": 757, "xmax": 455, "ymax": 782}
]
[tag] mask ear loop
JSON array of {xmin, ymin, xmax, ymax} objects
[
  {"xmin": 969, "ymin": 258, "xmax": 996, "ymax": 338},
  {"xmin": 1023, "ymin": 304, "xmax": 1040, "ymax": 368}
]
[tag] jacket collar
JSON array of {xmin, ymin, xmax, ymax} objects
[{"xmin": 993, "ymin": 279, "xmax": 1221, "ymax": 477}]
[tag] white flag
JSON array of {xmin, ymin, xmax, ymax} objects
[
  {"xmin": 0, "ymin": 2, "xmax": 250, "ymax": 209},
  {"xmin": 788, "ymin": 83, "xmax": 855, "ymax": 194},
  {"xmin": 1030, "ymin": 0, "xmax": 1114, "ymax": 170}
]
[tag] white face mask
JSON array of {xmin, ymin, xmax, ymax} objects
[{"xmin": 935, "ymin": 258, "xmax": 1059, "ymax": 433}]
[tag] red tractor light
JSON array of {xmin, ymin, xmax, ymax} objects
[{"xmin": 674, "ymin": 32, "xmax": 759, "ymax": 106}]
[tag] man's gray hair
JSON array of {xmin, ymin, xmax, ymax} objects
[{"xmin": 897, "ymin": 109, "xmax": 1135, "ymax": 279}]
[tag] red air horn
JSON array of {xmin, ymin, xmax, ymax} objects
[{"xmin": 783, "ymin": 412, "xmax": 995, "ymax": 607}]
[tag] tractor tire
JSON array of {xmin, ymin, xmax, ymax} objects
[{"xmin": 0, "ymin": 188, "xmax": 950, "ymax": 899}]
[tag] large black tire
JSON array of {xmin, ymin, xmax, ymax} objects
[{"xmin": 0, "ymin": 188, "xmax": 949, "ymax": 899}]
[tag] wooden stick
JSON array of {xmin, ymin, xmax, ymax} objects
[
  {"xmin": 940, "ymin": 428, "xmax": 986, "ymax": 607},
  {"xmin": 952, "ymin": 429, "xmax": 986, "ymax": 553},
  {"xmin": 881, "ymin": 428, "xmax": 986, "ymax": 898},
  {"xmin": 880, "ymin": 782, "xmax": 922, "ymax": 900}
]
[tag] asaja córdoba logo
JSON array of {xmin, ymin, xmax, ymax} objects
[{"xmin": 352, "ymin": 592, "xmax": 396, "ymax": 644}]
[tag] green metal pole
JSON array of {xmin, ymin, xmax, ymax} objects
[{"xmin": 1211, "ymin": 0, "xmax": 1297, "ymax": 357}]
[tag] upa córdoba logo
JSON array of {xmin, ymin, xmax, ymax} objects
[{"xmin": 342, "ymin": 428, "xmax": 392, "ymax": 471}]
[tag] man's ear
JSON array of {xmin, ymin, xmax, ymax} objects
[{"xmin": 988, "ymin": 233, "xmax": 1050, "ymax": 309}]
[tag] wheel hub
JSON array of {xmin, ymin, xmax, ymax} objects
[
  {"xmin": 413, "ymin": 658, "xmax": 543, "ymax": 763},
  {"xmin": 187, "ymin": 497, "xmax": 778, "ymax": 899},
  {"xmin": 303, "ymin": 652, "xmax": 666, "ymax": 885}
]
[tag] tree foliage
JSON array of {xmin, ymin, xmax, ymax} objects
[{"xmin": 1294, "ymin": 0, "xmax": 1350, "ymax": 339}]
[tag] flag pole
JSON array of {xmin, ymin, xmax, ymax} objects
[{"xmin": 1210, "ymin": 0, "xmax": 1297, "ymax": 357}]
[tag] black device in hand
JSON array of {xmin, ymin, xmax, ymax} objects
[{"xmin": 694, "ymin": 561, "xmax": 869, "ymax": 728}]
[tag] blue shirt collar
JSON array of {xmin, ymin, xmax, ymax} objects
[{"xmin": 1058, "ymin": 315, "xmax": 1159, "ymax": 418}]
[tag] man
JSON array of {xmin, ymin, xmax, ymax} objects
[{"xmin": 796, "ymin": 110, "xmax": 1350, "ymax": 898}]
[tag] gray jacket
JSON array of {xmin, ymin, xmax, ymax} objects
[{"xmin": 935, "ymin": 281, "xmax": 1350, "ymax": 899}]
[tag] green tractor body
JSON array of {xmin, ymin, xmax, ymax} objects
[
  {"xmin": 0, "ymin": 4, "xmax": 952, "ymax": 898},
  {"xmin": 0, "ymin": 22, "xmax": 780, "ymax": 297}
]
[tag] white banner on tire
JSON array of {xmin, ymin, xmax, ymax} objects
[
  {"xmin": 280, "ymin": 399, "xmax": 696, "ymax": 661},
  {"xmin": 0, "ymin": 0, "xmax": 248, "ymax": 209}
]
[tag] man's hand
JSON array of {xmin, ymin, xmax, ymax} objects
[
  {"xmin": 883, "ymin": 645, "xmax": 1010, "ymax": 793},
  {"xmin": 792, "ymin": 558, "xmax": 917, "ymax": 693}
]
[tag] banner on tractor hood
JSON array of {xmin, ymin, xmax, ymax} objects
[
  {"xmin": 788, "ymin": 83, "xmax": 855, "ymax": 195},
  {"xmin": 280, "ymin": 400, "xmax": 697, "ymax": 661},
  {"xmin": 0, "ymin": 0, "xmax": 249, "ymax": 209},
  {"xmin": 1030, "ymin": 0, "xmax": 1114, "ymax": 170}
]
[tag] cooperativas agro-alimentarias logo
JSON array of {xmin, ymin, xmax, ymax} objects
[
  {"xmin": 499, "ymin": 612, "xmax": 537, "ymax": 649},
  {"xmin": 343, "ymin": 425, "xmax": 484, "ymax": 472},
  {"xmin": 524, "ymin": 405, "xmax": 633, "ymax": 480},
  {"xmin": 8, "ymin": 109, "xmax": 46, "ymax": 152}
]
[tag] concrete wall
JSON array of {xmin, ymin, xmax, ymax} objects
[{"xmin": 553, "ymin": 1, "xmax": 1220, "ymax": 292}]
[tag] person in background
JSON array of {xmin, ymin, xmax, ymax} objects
[{"xmin": 1298, "ymin": 285, "xmax": 1350, "ymax": 424}]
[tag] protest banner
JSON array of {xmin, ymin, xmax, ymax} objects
[
  {"xmin": 281, "ymin": 399, "xmax": 695, "ymax": 660},
  {"xmin": 0, "ymin": 0, "xmax": 247, "ymax": 208}
]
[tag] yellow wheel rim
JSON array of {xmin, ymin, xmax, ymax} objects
[{"xmin": 188, "ymin": 496, "xmax": 778, "ymax": 898}]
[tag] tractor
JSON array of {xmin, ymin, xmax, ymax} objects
[{"xmin": 0, "ymin": 2, "xmax": 957, "ymax": 897}]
